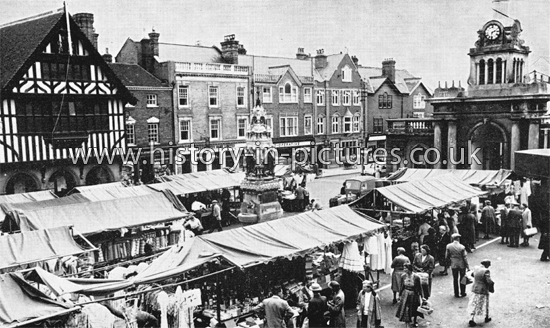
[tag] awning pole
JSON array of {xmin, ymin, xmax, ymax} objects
[{"xmin": 216, "ymin": 270, "xmax": 222, "ymax": 324}]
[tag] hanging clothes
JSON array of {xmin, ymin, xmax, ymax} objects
[
  {"xmin": 339, "ymin": 241, "xmax": 364, "ymax": 272},
  {"xmin": 384, "ymin": 234, "xmax": 393, "ymax": 274},
  {"xmin": 158, "ymin": 291, "xmax": 169, "ymax": 328},
  {"xmin": 520, "ymin": 180, "xmax": 532, "ymax": 206},
  {"xmin": 513, "ymin": 180, "xmax": 521, "ymax": 198},
  {"xmin": 363, "ymin": 234, "xmax": 379, "ymax": 268},
  {"xmin": 376, "ymin": 233, "xmax": 386, "ymax": 270}
]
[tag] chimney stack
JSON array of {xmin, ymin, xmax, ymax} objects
[
  {"xmin": 381, "ymin": 58, "xmax": 396, "ymax": 83},
  {"xmin": 220, "ymin": 34, "xmax": 240, "ymax": 64},
  {"xmin": 148, "ymin": 29, "xmax": 160, "ymax": 57},
  {"xmin": 73, "ymin": 13, "xmax": 98, "ymax": 49},
  {"xmin": 296, "ymin": 47, "xmax": 308, "ymax": 60},
  {"xmin": 315, "ymin": 49, "xmax": 327, "ymax": 69},
  {"xmin": 351, "ymin": 55, "xmax": 359, "ymax": 66},
  {"xmin": 102, "ymin": 48, "xmax": 112, "ymax": 63}
]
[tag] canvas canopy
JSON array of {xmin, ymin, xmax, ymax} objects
[
  {"xmin": 0, "ymin": 272, "xmax": 75, "ymax": 327},
  {"xmin": 0, "ymin": 226, "xmax": 91, "ymax": 271},
  {"xmin": 134, "ymin": 205, "xmax": 385, "ymax": 284},
  {"xmin": 148, "ymin": 169, "xmax": 245, "ymax": 195},
  {"xmin": 6, "ymin": 193, "xmax": 189, "ymax": 236},
  {"xmin": 71, "ymin": 183, "xmax": 154, "ymax": 201},
  {"xmin": 376, "ymin": 175, "xmax": 487, "ymax": 214},
  {"xmin": 0, "ymin": 191, "xmax": 57, "ymax": 204},
  {"xmin": 386, "ymin": 168, "xmax": 513, "ymax": 187}
]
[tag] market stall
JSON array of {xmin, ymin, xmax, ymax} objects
[
  {"xmin": 0, "ymin": 226, "xmax": 95, "ymax": 274},
  {"xmin": 1, "ymin": 193, "xmax": 191, "ymax": 274},
  {"xmin": 69, "ymin": 183, "xmax": 154, "ymax": 201},
  {"xmin": 352, "ymin": 175, "xmax": 488, "ymax": 257}
]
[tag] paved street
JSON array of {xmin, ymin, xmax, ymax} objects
[
  {"xmin": 307, "ymin": 173, "xmax": 362, "ymax": 209},
  {"xmin": 342, "ymin": 235, "xmax": 550, "ymax": 328}
]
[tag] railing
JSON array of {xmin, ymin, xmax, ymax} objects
[
  {"xmin": 387, "ymin": 118, "xmax": 436, "ymax": 135},
  {"xmin": 175, "ymin": 62, "xmax": 249, "ymax": 75},
  {"xmin": 254, "ymin": 74, "xmax": 280, "ymax": 82}
]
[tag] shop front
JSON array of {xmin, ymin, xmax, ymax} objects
[{"xmin": 272, "ymin": 136, "xmax": 316, "ymax": 166}]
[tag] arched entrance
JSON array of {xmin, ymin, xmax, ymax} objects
[
  {"xmin": 469, "ymin": 122, "xmax": 507, "ymax": 170},
  {"xmin": 5, "ymin": 172, "xmax": 40, "ymax": 194},
  {"xmin": 48, "ymin": 170, "xmax": 77, "ymax": 196},
  {"xmin": 85, "ymin": 166, "xmax": 113, "ymax": 185}
]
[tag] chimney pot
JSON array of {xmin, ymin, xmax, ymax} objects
[
  {"xmin": 221, "ymin": 34, "xmax": 241, "ymax": 64},
  {"xmin": 381, "ymin": 58, "xmax": 396, "ymax": 83},
  {"xmin": 296, "ymin": 47, "xmax": 308, "ymax": 60}
]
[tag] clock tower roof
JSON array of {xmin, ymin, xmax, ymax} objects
[{"xmin": 469, "ymin": 18, "xmax": 530, "ymax": 56}]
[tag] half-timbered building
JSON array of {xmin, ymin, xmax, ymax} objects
[{"xmin": 0, "ymin": 9, "xmax": 134, "ymax": 195}]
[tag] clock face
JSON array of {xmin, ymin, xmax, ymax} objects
[{"xmin": 485, "ymin": 24, "xmax": 500, "ymax": 40}]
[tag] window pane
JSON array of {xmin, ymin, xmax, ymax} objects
[{"xmin": 179, "ymin": 86, "xmax": 188, "ymax": 106}]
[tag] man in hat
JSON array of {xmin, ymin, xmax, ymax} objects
[
  {"xmin": 327, "ymin": 281, "xmax": 346, "ymax": 328},
  {"xmin": 481, "ymin": 200, "xmax": 496, "ymax": 239},
  {"xmin": 356, "ymin": 280, "xmax": 383, "ymax": 328},
  {"xmin": 209, "ymin": 200, "xmax": 223, "ymax": 233},
  {"xmin": 446, "ymin": 233, "xmax": 470, "ymax": 298},
  {"xmin": 254, "ymin": 285, "xmax": 298, "ymax": 328},
  {"xmin": 467, "ymin": 260, "xmax": 494, "ymax": 327},
  {"xmin": 308, "ymin": 283, "xmax": 328, "ymax": 328}
]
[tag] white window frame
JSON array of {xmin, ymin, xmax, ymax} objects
[
  {"xmin": 317, "ymin": 115, "xmax": 325, "ymax": 134},
  {"xmin": 126, "ymin": 120, "xmax": 136, "ymax": 145},
  {"xmin": 342, "ymin": 66, "xmax": 352, "ymax": 82},
  {"xmin": 279, "ymin": 83, "xmax": 299, "ymax": 103},
  {"xmin": 280, "ymin": 116, "xmax": 298, "ymax": 137},
  {"xmin": 413, "ymin": 94, "xmax": 426, "ymax": 109},
  {"xmin": 147, "ymin": 123, "xmax": 159, "ymax": 144},
  {"xmin": 178, "ymin": 118, "xmax": 192, "ymax": 143},
  {"xmin": 209, "ymin": 117, "xmax": 222, "ymax": 140},
  {"xmin": 209, "ymin": 86, "xmax": 219, "ymax": 108},
  {"xmin": 373, "ymin": 118, "xmax": 383, "ymax": 134},
  {"xmin": 304, "ymin": 88, "xmax": 312, "ymax": 103},
  {"xmin": 236, "ymin": 86, "xmax": 246, "ymax": 107},
  {"xmin": 146, "ymin": 94, "xmax": 158, "ymax": 107},
  {"xmin": 304, "ymin": 115, "xmax": 312, "ymax": 135},
  {"xmin": 331, "ymin": 115, "xmax": 340, "ymax": 134},
  {"xmin": 343, "ymin": 115, "xmax": 352, "ymax": 133},
  {"xmin": 265, "ymin": 115, "xmax": 274, "ymax": 137},
  {"xmin": 343, "ymin": 91, "xmax": 351, "ymax": 106},
  {"xmin": 262, "ymin": 86, "xmax": 273, "ymax": 103},
  {"xmin": 353, "ymin": 90, "xmax": 360, "ymax": 105},
  {"xmin": 237, "ymin": 116, "xmax": 249, "ymax": 139},
  {"xmin": 332, "ymin": 90, "xmax": 340, "ymax": 105},
  {"xmin": 316, "ymin": 90, "xmax": 325, "ymax": 105},
  {"xmin": 178, "ymin": 85, "xmax": 189, "ymax": 107},
  {"xmin": 352, "ymin": 114, "xmax": 360, "ymax": 132}
]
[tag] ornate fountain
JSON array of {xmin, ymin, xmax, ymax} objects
[{"xmin": 237, "ymin": 104, "xmax": 283, "ymax": 224}]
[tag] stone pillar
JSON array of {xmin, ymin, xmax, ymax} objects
[
  {"xmin": 528, "ymin": 121, "xmax": 540, "ymax": 149},
  {"xmin": 447, "ymin": 121, "xmax": 457, "ymax": 169},
  {"xmin": 434, "ymin": 122, "xmax": 442, "ymax": 169},
  {"xmin": 510, "ymin": 121, "xmax": 520, "ymax": 170}
]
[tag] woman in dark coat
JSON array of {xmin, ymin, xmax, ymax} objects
[
  {"xmin": 436, "ymin": 225, "xmax": 451, "ymax": 275},
  {"xmin": 459, "ymin": 206, "xmax": 477, "ymax": 253},
  {"xmin": 395, "ymin": 263, "xmax": 424, "ymax": 327}
]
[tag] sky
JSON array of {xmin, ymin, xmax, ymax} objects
[{"xmin": 1, "ymin": 0, "xmax": 548, "ymax": 89}]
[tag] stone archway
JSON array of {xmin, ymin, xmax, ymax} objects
[
  {"xmin": 410, "ymin": 143, "xmax": 431, "ymax": 168},
  {"xmin": 48, "ymin": 169, "xmax": 77, "ymax": 196},
  {"xmin": 85, "ymin": 166, "xmax": 114, "ymax": 185},
  {"xmin": 467, "ymin": 121, "xmax": 508, "ymax": 170},
  {"xmin": 5, "ymin": 172, "xmax": 40, "ymax": 194}
]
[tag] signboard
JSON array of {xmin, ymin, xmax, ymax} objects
[
  {"xmin": 181, "ymin": 288, "xmax": 202, "ymax": 308},
  {"xmin": 273, "ymin": 141, "xmax": 313, "ymax": 148}
]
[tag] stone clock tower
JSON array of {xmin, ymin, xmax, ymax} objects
[{"xmin": 429, "ymin": 0, "xmax": 550, "ymax": 171}]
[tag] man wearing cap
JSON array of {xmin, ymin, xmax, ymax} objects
[
  {"xmin": 209, "ymin": 200, "xmax": 223, "ymax": 233},
  {"xmin": 308, "ymin": 283, "xmax": 328, "ymax": 328},
  {"xmin": 467, "ymin": 260, "xmax": 494, "ymax": 327},
  {"xmin": 446, "ymin": 233, "xmax": 469, "ymax": 298},
  {"xmin": 481, "ymin": 200, "xmax": 496, "ymax": 239},
  {"xmin": 356, "ymin": 280, "xmax": 383, "ymax": 328},
  {"xmin": 254, "ymin": 286, "xmax": 298, "ymax": 328},
  {"xmin": 327, "ymin": 281, "xmax": 346, "ymax": 328}
]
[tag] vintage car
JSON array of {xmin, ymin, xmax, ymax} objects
[{"xmin": 329, "ymin": 176, "xmax": 378, "ymax": 207}]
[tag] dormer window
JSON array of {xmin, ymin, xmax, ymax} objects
[
  {"xmin": 342, "ymin": 66, "xmax": 352, "ymax": 82},
  {"xmin": 279, "ymin": 82, "xmax": 298, "ymax": 103}
]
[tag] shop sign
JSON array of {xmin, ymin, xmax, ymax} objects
[
  {"xmin": 181, "ymin": 289, "xmax": 202, "ymax": 307},
  {"xmin": 273, "ymin": 141, "xmax": 312, "ymax": 148}
]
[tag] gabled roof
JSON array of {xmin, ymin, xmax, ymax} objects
[
  {"xmin": 408, "ymin": 80, "xmax": 434, "ymax": 96},
  {"xmin": 0, "ymin": 9, "xmax": 136, "ymax": 103},
  {"xmin": 358, "ymin": 66, "xmax": 424, "ymax": 94},
  {"xmin": 108, "ymin": 63, "xmax": 166, "ymax": 87},
  {"xmin": 155, "ymin": 43, "xmax": 224, "ymax": 63},
  {"xmin": 314, "ymin": 53, "xmax": 346, "ymax": 82},
  {"xmin": 0, "ymin": 9, "xmax": 64, "ymax": 89},
  {"xmin": 239, "ymin": 54, "xmax": 313, "ymax": 77}
]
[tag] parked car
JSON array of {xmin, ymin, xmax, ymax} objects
[{"xmin": 362, "ymin": 162, "xmax": 386, "ymax": 176}]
